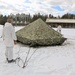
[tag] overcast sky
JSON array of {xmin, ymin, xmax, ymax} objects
[{"xmin": 0, "ymin": 0, "xmax": 75, "ymax": 16}]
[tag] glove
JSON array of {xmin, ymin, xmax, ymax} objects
[{"xmin": 14, "ymin": 40, "xmax": 17, "ymax": 45}]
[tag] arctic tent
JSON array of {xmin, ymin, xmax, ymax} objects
[{"xmin": 16, "ymin": 18, "xmax": 66, "ymax": 47}]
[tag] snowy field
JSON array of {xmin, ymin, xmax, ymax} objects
[{"xmin": 0, "ymin": 25, "xmax": 75, "ymax": 75}]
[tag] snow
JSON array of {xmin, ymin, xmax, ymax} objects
[{"xmin": 0, "ymin": 26, "xmax": 75, "ymax": 75}]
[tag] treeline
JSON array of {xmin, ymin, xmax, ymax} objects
[
  {"xmin": 0, "ymin": 15, "xmax": 7, "ymax": 25},
  {"xmin": 0, "ymin": 13, "xmax": 75, "ymax": 25},
  {"xmin": 61, "ymin": 13, "xmax": 75, "ymax": 19},
  {"xmin": 30, "ymin": 13, "xmax": 48, "ymax": 22}
]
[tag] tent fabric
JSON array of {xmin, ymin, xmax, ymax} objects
[{"xmin": 16, "ymin": 18, "xmax": 66, "ymax": 47}]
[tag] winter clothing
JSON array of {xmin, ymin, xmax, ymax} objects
[
  {"xmin": 2, "ymin": 22, "xmax": 17, "ymax": 61},
  {"xmin": 3, "ymin": 22, "xmax": 17, "ymax": 47},
  {"xmin": 57, "ymin": 25, "xmax": 62, "ymax": 33},
  {"xmin": 5, "ymin": 47, "xmax": 13, "ymax": 60}
]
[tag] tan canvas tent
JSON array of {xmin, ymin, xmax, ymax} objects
[{"xmin": 16, "ymin": 18, "xmax": 66, "ymax": 47}]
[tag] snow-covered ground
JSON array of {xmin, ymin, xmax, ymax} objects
[{"xmin": 0, "ymin": 26, "xmax": 75, "ymax": 75}]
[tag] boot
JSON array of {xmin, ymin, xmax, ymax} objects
[{"xmin": 8, "ymin": 59, "xmax": 15, "ymax": 63}]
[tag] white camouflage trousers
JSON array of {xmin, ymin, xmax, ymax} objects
[{"xmin": 5, "ymin": 47, "xmax": 13, "ymax": 60}]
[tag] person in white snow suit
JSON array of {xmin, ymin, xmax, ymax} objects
[
  {"xmin": 2, "ymin": 17, "xmax": 17, "ymax": 63},
  {"xmin": 57, "ymin": 25, "xmax": 62, "ymax": 33}
]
